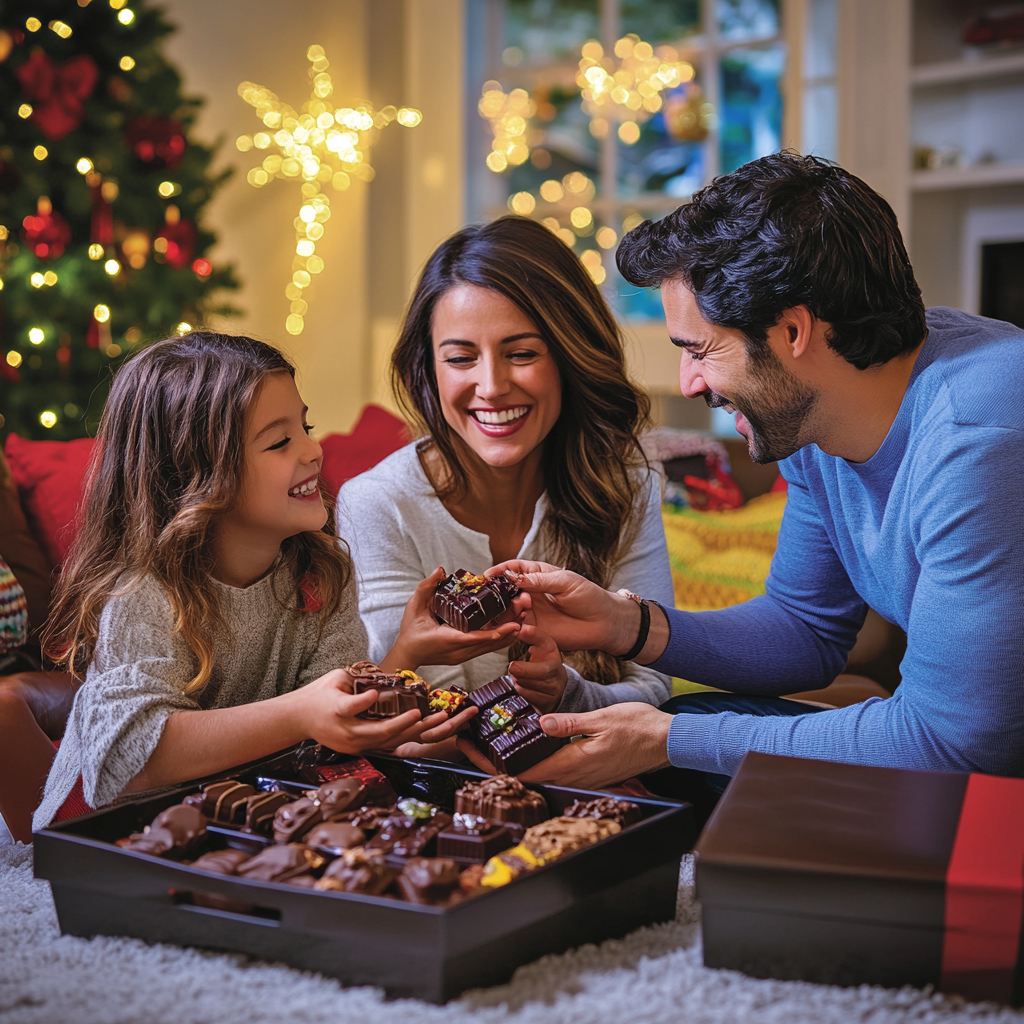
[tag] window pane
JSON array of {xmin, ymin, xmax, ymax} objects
[
  {"xmin": 719, "ymin": 43, "xmax": 784, "ymax": 173},
  {"xmin": 804, "ymin": 0, "xmax": 837, "ymax": 79},
  {"xmin": 802, "ymin": 81, "xmax": 837, "ymax": 160},
  {"xmin": 503, "ymin": 0, "xmax": 599, "ymax": 68},
  {"xmin": 621, "ymin": 0, "xmax": 702, "ymax": 42},
  {"xmin": 716, "ymin": 0, "xmax": 779, "ymax": 41}
]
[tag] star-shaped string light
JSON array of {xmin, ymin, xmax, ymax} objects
[{"xmin": 237, "ymin": 45, "xmax": 422, "ymax": 336}]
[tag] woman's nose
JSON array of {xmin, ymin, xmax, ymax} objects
[{"xmin": 476, "ymin": 354, "xmax": 511, "ymax": 400}]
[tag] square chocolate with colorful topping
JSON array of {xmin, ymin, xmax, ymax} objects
[
  {"xmin": 350, "ymin": 664, "xmax": 432, "ymax": 719},
  {"xmin": 431, "ymin": 569, "xmax": 518, "ymax": 633}
]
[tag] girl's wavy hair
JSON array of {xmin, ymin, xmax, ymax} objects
[
  {"xmin": 392, "ymin": 216, "xmax": 650, "ymax": 685},
  {"xmin": 43, "ymin": 331, "xmax": 352, "ymax": 692}
]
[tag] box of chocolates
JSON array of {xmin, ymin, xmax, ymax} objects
[{"xmin": 34, "ymin": 749, "xmax": 692, "ymax": 1002}]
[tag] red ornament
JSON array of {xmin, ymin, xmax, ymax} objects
[
  {"xmin": 192, "ymin": 258, "xmax": 212, "ymax": 277},
  {"xmin": 155, "ymin": 210, "xmax": 197, "ymax": 270},
  {"xmin": 90, "ymin": 179, "xmax": 114, "ymax": 246},
  {"xmin": 22, "ymin": 197, "xmax": 71, "ymax": 259},
  {"xmin": 16, "ymin": 48, "xmax": 98, "ymax": 141},
  {"xmin": 125, "ymin": 116, "xmax": 186, "ymax": 169}
]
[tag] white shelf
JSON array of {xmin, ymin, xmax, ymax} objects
[
  {"xmin": 911, "ymin": 50, "xmax": 1024, "ymax": 87},
  {"xmin": 911, "ymin": 162, "xmax": 1024, "ymax": 191}
]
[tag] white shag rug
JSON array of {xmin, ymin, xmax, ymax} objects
[{"xmin": 2, "ymin": 828, "xmax": 1023, "ymax": 1024}]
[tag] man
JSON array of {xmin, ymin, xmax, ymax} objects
[{"xmin": 474, "ymin": 153, "xmax": 1024, "ymax": 799}]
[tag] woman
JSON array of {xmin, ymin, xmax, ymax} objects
[{"xmin": 338, "ymin": 216, "xmax": 673, "ymax": 714}]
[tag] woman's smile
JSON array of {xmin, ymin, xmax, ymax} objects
[{"xmin": 468, "ymin": 404, "xmax": 532, "ymax": 435}]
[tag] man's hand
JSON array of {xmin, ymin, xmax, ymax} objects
[
  {"xmin": 456, "ymin": 703, "xmax": 673, "ymax": 790},
  {"xmin": 385, "ymin": 567, "xmax": 522, "ymax": 670},
  {"xmin": 487, "ymin": 560, "xmax": 638, "ymax": 656}
]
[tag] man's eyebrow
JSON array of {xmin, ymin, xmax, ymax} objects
[
  {"xmin": 254, "ymin": 406, "xmax": 307, "ymax": 441},
  {"xmin": 439, "ymin": 332, "xmax": 544, "ymax": 348}
]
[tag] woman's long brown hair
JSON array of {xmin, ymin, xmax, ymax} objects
[
  {"xmin": 44, "ymin": 332, "xmax": 353, "ymax": 693},
  {"xmin": 392, "ymin": 216, "xmax": 651, "ymax": 684}
]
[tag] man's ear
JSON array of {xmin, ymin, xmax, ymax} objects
[{"xmin": 778, "ymin": 305, "xmax": 815, "ymax": 361}]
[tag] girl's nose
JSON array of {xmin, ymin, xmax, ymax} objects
[{"xmin": 476, "ymin": 353, "xmax": 512, "ymax": 401}]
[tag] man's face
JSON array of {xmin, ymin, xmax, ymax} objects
[{"xmin": 661, "ymin": 278, "xmax": 819, "ymax": 464}]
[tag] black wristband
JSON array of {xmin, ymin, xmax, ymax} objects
[{"xmin": 620, "ymin": 597, "xmax": 650, "ymax": 662}]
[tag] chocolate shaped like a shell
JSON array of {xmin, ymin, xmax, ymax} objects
[{"xmin": 430, "ymin": 569, "xmax": 518, "ymax": 632}]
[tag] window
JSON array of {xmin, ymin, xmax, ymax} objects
[{"xmin": 465, "ymin": 0, "xmax": 786, "ymax": 322}]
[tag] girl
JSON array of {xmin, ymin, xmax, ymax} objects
[
  {"xmin": 33, "ymin": 332, "xmax": 470, "ymax": 830},
  {"xmin": 338, "ymin": 216, "xmax": 673, "ymax": 718}
]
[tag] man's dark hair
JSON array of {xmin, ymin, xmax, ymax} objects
[{"xmin": 616, "ymin": 153, "xmax": 927, "ymax": 369}]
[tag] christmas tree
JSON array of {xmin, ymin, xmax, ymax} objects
[{"xmin": 0, "ymin": 0, "xmax": 238, "ymax": 441}]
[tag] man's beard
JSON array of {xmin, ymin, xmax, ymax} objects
[{"xmin": 705, "ymin": 348, "xmax": 819, "ymax": 464}]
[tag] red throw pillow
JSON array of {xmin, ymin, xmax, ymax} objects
[
  {"xmin": 3, "ymin": 434, "xmax": 96, "ymax": 568},
  {"xmin": 319, "ymin": 404, "xmax": 410, "ymax": 498}
]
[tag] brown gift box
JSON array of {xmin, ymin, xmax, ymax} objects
[{"xmin": 695, "ymin": 752, "xmax": 1024, "ymax": 1004}]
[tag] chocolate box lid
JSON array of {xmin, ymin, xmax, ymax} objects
[{"xmin": 697, "ymin": 752, "xmax": 968, "ymax": 882}]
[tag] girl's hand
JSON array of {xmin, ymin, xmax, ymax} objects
[
  {"xmin": 486, "ymin": 561, "xmax": 638, "ymax": 656},
  {"xmin": 295, "ymin": 668, "xmax": 449, "ymax": 753},
  {"xmin": 507, "ymin": 624, "xmax": 567, "ymax": 714},
  {"xmin": 385, "ymin": 567, "xmax": 522, "ymax": 670}
]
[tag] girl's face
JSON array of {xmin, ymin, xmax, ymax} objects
[
  {"xmin": 431, "ymin": 283, "xmax": 562, "ymax": 470},
  {"xmin": 226, "ymin": 371, "xmax": 327, "ymax": 545}
]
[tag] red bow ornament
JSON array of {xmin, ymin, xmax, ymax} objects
[{"xmin": 16, "ymin": 48, "xmax": 99, "ymax": 141}]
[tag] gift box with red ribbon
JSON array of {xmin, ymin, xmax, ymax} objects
[{"xmin": 695, "ymin": 752, "xmax": 1024, "ymax": 1004}]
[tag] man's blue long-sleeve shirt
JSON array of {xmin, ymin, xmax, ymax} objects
[{"xmin": 653, "ymin": 308, "xmax": 1024, "ymax": 777}]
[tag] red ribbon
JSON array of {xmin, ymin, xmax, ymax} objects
[
  {"xmin": 16, "ymin": 48, "xmax": 98, "ymax": 141},
  {"xmin": 942, "ymin": 773, "xmax": 1024, "ymax": 1003}
]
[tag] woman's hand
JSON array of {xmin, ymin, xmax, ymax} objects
[
  {"xmin": 294, "ymin": 668, "xmax": 451, "ymax": 753},
  {"xmin": 507, "ymin": 623, "xmax": 567, "ymax": 714},
  {"xmin": 487, "ymin": 560, "xmax": 638, "ymax": 656},
  {"xmin": 384, "ymin": 567, "xmax": 522, "ymax": 670}
]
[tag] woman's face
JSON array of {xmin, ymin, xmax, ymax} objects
[{"xmin": 431, "ymin": 283, "xmax": 562, "ymax": 470}]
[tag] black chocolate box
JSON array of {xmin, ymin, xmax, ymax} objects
[
  {"xmin": 35, "ymin": 752, "xmax": 692, "ymax": 1002},
  {"xmin": 696, "ymin": 752, "xmax": 1024, "ymax": 1005}
]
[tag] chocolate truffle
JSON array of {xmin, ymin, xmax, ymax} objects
[
  {"xmin": 564, "ymin": 796, "xmax": 641, "ymax": 827},
  {"xmin": 366, "ymin": 810, "xmax": 453, "ymax": 861},
  {"xmin": 124, "ymin": 803, "xmax": 207, "ymax": 859},
  {"xmin": 315, "ymin": 847, "xmax": 396, "ymax": 895},
  {"xmin": 437, "ymin": 813, "xmax": 514, "ymax": 865},
  {"xmin": 431, "ymin": 569, "xmax": 518, "ymax": 632},
  {"xmin": 244, "ymin": 791, "xmax": 294, "ymax": 837},
  {"xmin": 521, "ymin": 816, "xmax": 620, "ymax": 862},
  {"xmin": 465, "ymin": 677, "xmax": 566, "ymax": 774},
  {"xmin": 454, "ymin": 775, "xmax": 549, "ymax": 826},
  {"xmin": 331, "ymin": 804, "xmax": 393, "ymax": 833},
  {"xmin": 397, "ymin": 857, "xmax": 462, "ymax": 905},
  {"xmin": 480, "ymin": 844, "xmax": 541, "ymax": 888},
  {"xmin": 304, "ymin": 821, "xmax": 367, "ymax": 855},
  {"xmin": 351, "ymin": 664, "xmax": 432, "ymax": 720},
  {"xmin": 427, "ymin": 686, "xmax": 469, "ymax": 714},
  {"xmin": 272, "ymin": 796, "xmax": 322, "ymax": 843},
  {"xmin": 189, "ymin": 848, "xmax": 252, "ymax": 875},
  {"xmin": 235, "ymin": 843, "xmax": 325, "ymax": 883},
  {"xmin": 187, "ymin": 781, "xmax": 256, "ymax": 825},
  {"xmin": 123, "ymin": 826, "xmax": 177, "ymax": 856}
]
